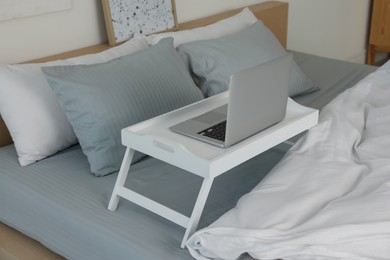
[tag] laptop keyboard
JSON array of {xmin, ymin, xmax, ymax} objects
[{"xmin": 198, "ymin": 120, "xmax": 226, "ymax": 141}]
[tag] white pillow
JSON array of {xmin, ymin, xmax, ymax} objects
[
  {"xmin": 146, "ymin": 7, "xmax": 258, "ymax": 47},
  {"xmin": 0, "ymin": 35, "xmax": 149, "ymax": 166}
]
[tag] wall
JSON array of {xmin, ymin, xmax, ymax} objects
[
  {"xmin": 0, "ymin": 1, "xmax": 106, "ymax": 64},
  {"xmin": 285, "ymin": 0, "xmax": 371, "ymax": 63},
  {"xmin": 0, "ymin": 0, "xmax": 371, "ymax": 64}
]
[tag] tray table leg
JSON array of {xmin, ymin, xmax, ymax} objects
[
  {"xmin": 181, "ymin": 177, "xmax": 214, "ymax": 248},
  {"xmin": 108, "ymin": 148, "xmax": 135, "ymax": 211}
]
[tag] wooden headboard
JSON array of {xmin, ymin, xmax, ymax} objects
[{"xmin": 0, "ymin": 1, "xmax": 288, "ymax": 148}]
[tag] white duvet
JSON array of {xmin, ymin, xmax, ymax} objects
[{"xmin": 187, "ymin": 62, "xmax": 390, "ymax": 260}]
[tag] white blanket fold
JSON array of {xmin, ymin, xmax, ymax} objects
[{"xmin": 187, "ymin": 63, "xmax": 390, "ymax": 260}]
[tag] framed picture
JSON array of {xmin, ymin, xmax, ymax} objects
[{"xmin": 102, "ymin": 0, "xmax": 178, "ymax": 46}]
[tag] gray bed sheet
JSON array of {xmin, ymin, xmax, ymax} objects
[
  {"xmin": 0, "ymin": 143, "xmax": 288, "ymax": 260},
  {"xmin": 291, "ymin": 51, "xmax": 377, "ymax": 109},
  {"xmin": 0, "ymin": 52, "xmax": 377, "ymax": 260}
]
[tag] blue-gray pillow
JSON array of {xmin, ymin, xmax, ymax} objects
[
  {"xmin": 177, "ymin": 21, "xmax": 317, "ymax": 98},
  {"xmin": 42, "ymin": 38, "xmax": 203, "ymax": 176}
]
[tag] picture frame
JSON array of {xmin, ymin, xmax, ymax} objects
[{"xmin": 102, "ymin": 0, "xmax": 178, "ymax": 46}]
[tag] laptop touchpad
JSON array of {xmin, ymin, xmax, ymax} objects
[{"xmin": 195, "ymin": 111, "xmax": 226, "ymax": 124}]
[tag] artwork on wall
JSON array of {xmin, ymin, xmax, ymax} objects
[
  {"xmin": 0, "ymin": 0, "xmax": 72, "ymax": 21},
  {"xmin": 102, "ymin": 0, "xmax": 178, "ymax": 46}
]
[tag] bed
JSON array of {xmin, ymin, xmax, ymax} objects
[{"xmin": 0, "ymin": 2, "xmax": 378, "ymax": 260}]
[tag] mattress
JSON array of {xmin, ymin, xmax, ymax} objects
[{"xmin": 0, "ymin": 52, "xmax": 377, "ymax": 259}]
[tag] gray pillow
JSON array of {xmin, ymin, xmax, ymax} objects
[
  {"xmin": 42, "ymin": 38, "xmax": 203, "ymax": 176},
  {"xmin": 177, "ymin": 21, "xmax": 317, "ymax": 98}
]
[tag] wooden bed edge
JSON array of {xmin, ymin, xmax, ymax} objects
[
  {"xmin": 28, "ymin": 1, "xmax": 288, "ymax": 63},
  {"xmin": 0, "ymin": 118, "xmax": 11, "ymax": 147},
  {"xmin": 29, "ymin": 1, "xmax": 287, "ymax": 64},
  {"xmin": 179, "ymin": 1, "xmax": 288, "ymax": 47},
  {"xmin": 0, "ymin": 1, "xmax": 288, "ymax": 148}
]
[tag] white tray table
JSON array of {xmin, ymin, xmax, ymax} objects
[{"xmin": 108, "ymin": 92, "xmax": 318, "ymax": 248}]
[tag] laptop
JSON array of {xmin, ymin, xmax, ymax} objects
[{"xmin": 169, "ymin": 54, "xmax": 293, "ymax": 148}]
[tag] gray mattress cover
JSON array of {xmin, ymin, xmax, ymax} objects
[{"xmin": 0, "ymin": 52, "xmax": 377, "ymax": 259}]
